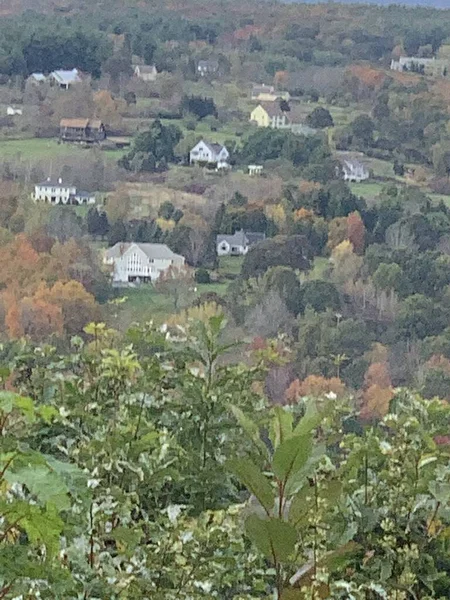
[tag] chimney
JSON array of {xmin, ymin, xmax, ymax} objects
[
  {"xmin": 47, "ymin": 177, "xmax": 51, "ymax": 182},
  {"xmin": 58, "ymin": 177, "xmax": 62, "ymax": 184}
]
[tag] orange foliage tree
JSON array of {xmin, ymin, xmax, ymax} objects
[{"xmin": 347, "ymin": 211, "xmax": 366, "ymax": 255}]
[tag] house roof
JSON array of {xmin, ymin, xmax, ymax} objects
[
  {"xmin": 60, "ymin": 118, "xmax": 103, "ymax": 129},
  {"xmin": 252, "ymin": 84, "xmax": 275, "ymax": 95},
  {"xmin": 342, "ymin": 159, "xmax": 368, "ymax": 172},
  {"xmin": 37, "ymin": 177, "xmax": 73, "ymax": 187},
  {"xmin": 192, "ymin": 140, "xmax": 227, "ymax": 155},
  {"xmin": 198, "ymin": 59, "xmax": 219, "ymax": 69},
  {"xmin": 135, "ymin": 64, "xmax": 157, "ymax": 73},
  {"xmin": 75, "ymin": 191, "xmax": 95, "ymax": 198},
  {"xmin": 105, "ymin": 242, "xmax": 183, "ymax": 261},
  {"xmin": 258, "ymin": 102, "xmax": 288, "ymax": 119},
  {"xmin": 51, "ymin": 69, "xmax": 82, "ymax": 85},
  {"xmin": 29, "ymin": 72, "xmax": 46, "ymax": 81},
  {"xmin": 216, "ymin": 230, "xmax": 265, "ymax": 247},
  {"xmin": 245, "ymin": 232, "xmax": 266, "ymax": 245}
]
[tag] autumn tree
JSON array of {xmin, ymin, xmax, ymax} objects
[{"xmin": 346, "ymin": 211, "xmax": 366, "ymax": 254}]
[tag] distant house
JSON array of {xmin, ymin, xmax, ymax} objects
[
  {"xmin": 134, "ymin": 64, "xmax": 157, "ymax": 82},
  {"xmin": 341, "ymin": 160, "xmax": 369, "ymax": 183},
  {"xmin": 60, "ymin": 118, "xmax": 106, "ymax": 143},
  {"xmin": 33, "ymin": 177, "xmax": 96, "ymax": 205},
  {"xmin": 216, "ymin": 230, "xmax": 265, "ymax": 256},
  {"xmin": 28, "ymin": 73, "xmax": 47, "ymax": 85},
  {"xmin": 390, "ymin": 56, "xmax": 448, "ymax": 77},
  {"xmin": 189, "ymin": 140, "xmax": 230, "ymax": 169},
  {"xmin": 103, "ymin": 242, "xmax": 185, "ymax": 284},
  {"xmin": 197, "ymin": 60, "xmax": 219, "ymax": 77},
  {"xmin": 6, "ymin": 106, "xmax": 22, "ymax": 116},
  {"xmin": 251, "ymin": 84, "xmax": 290, "ymax": 102},
  {"xmin": 49, "ymin": 69, "xmax": 82, "ymax": 89},
  {"xmin": 250, "ymin": 103, "xmax": 290, "ymax": 129},
  {"xmin": 248, "ymin": 164, "xmax": 263, "ymax": 176}
]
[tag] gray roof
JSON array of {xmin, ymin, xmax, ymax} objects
[
  {"xmin": 204, "ymin": 141, "xmax": 225, "ymax": 154},
  {"xmin": 136, "ymin": 64, "xmax": 157, "ymax": 73},
  {"xmin": 105, "ymin": 242, "xmax": 183, "ymax": 261},
  {"xmin": 198, "ymin": 60, "xmax": 219, "ymax": 69},
  {"xmin": 343, "ymin": 159, "xmax": 368, "ymax": 171},
  {"xmin": 51, "ymin": 69, "xmax": 81, "ymax": 85},
  {"xmin": 30, "ymin": 72, "xmax": 46, "ymax": 81},
  {"xmin": 75, "ymin": 191, "xmax": 95, "ymax": 198},
  {"xmin": 37, "ymin": 178, "xmax": 73, "ymax": 187},
  {"xmin": 252, "ymin": 84, "xmax": 275, "ymax": 94},
  {"xmin": 217, "ymin": 230, "xmax": 265, "ymax": 247}
]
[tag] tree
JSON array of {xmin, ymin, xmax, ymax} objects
[
  {"xmin": 123, "ymin": 120, "xmax": 183, "ymax": 172},
  {"xmin": 347, "ymin": 211, "xmax": 366, "ymax": 254},
  {"xmin": 306, "ymin": 106, "xmax": 334, "ymax": 129},
  {"xmin": 180, "ymin": 95, "xmax": 217, "ymax": 119},
  {"xmin": 158, "ymin": 201, "xmax": 175, "ymax": 220},
  {"xmin": 107, "ymin": 219, "xmax": 127, "ymax": 245},
  {"xmin": 241, "ymin": 235, "xmax": 311, "ymax": 278},
  {"xmin": 301, "ymin": 280, "xmax": 340, "ymax": 313},
  {"xmin": 155, "ymin": 265, "xmax": 194, "ymax": 311},
  {"xmin": 87, "ymin": 208, "xmax": 109, "ymax": 239},
  {"xmin": 350, "ymin": 114, "xmax": 375, "ymax": 146}
]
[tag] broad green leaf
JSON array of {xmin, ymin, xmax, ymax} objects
[
  {"xmin": 228, "ymin": 458, "xmax": 274, "ymax": 513},
  {"xmin": 270, "ymin": 406, "xmax": 294, "ymax": 449},
  {"xmin": 288, "ymin": 485, "xmax": 312, "ymax": 526},
  {"xmin": 230, "ymin": 405, "xmax": 268, "ymax": 458},
  {"xmin": 284, "ymin": 443, "xmax": 325, "ymax": 496},
  {"xmin": 418, "ymin": 455, "xmax": 437, "ymax": 469},
  {"xmin": 6, "ymin": 465, "xmax": 70, "ymax": 511},
  {"xmin": 272, "ymin": 434, "xmax": 313, "ymax": 485},
  {"xmin": 293, "ymin": 400, "xmax": 325, "ymax": 437},
  {"xmin": 245, "ymin": 514, "xmax": 297, "ymax": 562},
  {"xmin": 22, "ymin": 504, "xmax": 63, "ymax": 558},
  {"xmin": 429, "ymin": 481, "xmax": 450, "ymax": 504}
]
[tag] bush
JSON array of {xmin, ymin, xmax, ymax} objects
[{"xmin": 195, "ymin": 268, "xmax": 211, "ymax": 284}]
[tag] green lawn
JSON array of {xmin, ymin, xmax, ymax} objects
[
  {"xmin": 109, "ymin": 280, "xmax": 229, "ymax": 329},
  {"xmin": 218, "ymin": 255, "xmax": 244, "ymax": 276},
  {"xmin": 349, "ymin": 181, "xmax": 386, "ymax": 200},
  {"xmin": 0, "ymin": 138, "xmax": 124, "ymax": 162}
]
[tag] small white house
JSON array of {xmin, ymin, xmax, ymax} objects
[
  {"xmin": 49, "ymin": 69, "xmax": 82, "ymax": 89},
  {"xmin": 6, "ymin": 106, "xmax": 22, "ymax": 116},
  {"xmin": 216, "ymin": 230, "xmax": 265, "ymax": 256},
  {"xmin": 197, "ymin": 60, "xmax": 219, "ymax": 77},
  {"xmin": 248, "ymin": 165, "xmax": 263, "ymax": 176},
  {"xmin": 189, "ymin": 140, "xmax": 230, "ymax": 169},
  {"xmin": 134, "ymin": 65, "xmax": 157, "ymax": 82},
  {"xmin": 28, "ymin": 72, "xmax": 47, "ymax": 85},
  {"xmin": 103, "ymin": 242, "xmax": 185, "ymax": 284},
  {"xmin": 33, "ymin": 177, "xmax": 96, "ymax": 205},
  {"xmin": 341, "ymin": 160, "xmax": 369, "ymax": 183}
]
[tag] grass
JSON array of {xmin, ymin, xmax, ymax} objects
[
  {"xmin": 349, "ymin": 181, "xmax": 386, "ymax": 200},
  {"xmin": 0, "ymin": 138, "xmax": 124, "ymax": 162},
  {"xmin": 218, "ymin": 255, "xmax": 244, "ymax": 276}
]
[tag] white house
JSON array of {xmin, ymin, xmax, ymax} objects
[
  {"xmin": 189, "ymin": 140, "xmax": 230, "ymax": 169},
  {"xmin": 216, "ymin": 230, "xmax": 265, "ymax": 256},
  {"xmin": 248, "ymin": 164, "xmax": 263, "ymax": 176},
  {"xmin": 390, "ymin": 56, "xmax": 448, "ymax": 77},
  {"xmin": 341, "ymin": 160, "xmax": 369, "ymax": 183},
  {"xmin": 49, "ymin": 69, "xmax": 82, "ymax": 89},
  {"xmin": 103, "ymin": 242, "xmax": 185, "ymax": 284},
  {"xmin": 134, "ymin": 65, "xmax": 157, "ymax": 82},
  {"xmin": 197, "ymin": 60, "xmax": 219, "ymax": 77},
  {"xmin": 6, "ymin": 106, "xmax": 22, "ymax": 116},
  {"xmin": 33, "ymin": 177, "xmax": 96, "ymax": 205},
  {"xmin": 28, "ymin": 72, "xmax": 47, "ymax": 84}
]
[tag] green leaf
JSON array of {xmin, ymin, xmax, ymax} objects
[
  {"xmin": 22, "ymin": 504, "xmax": 64, "ymax": 558},
  {"xmin": 429, "ymin": 481, "xmax": 450, "ymax": 504},
  {"xmin": 293, "ymin": 400, "xmax": 325, "ymax": 437},
  {"xmin": 418, "ymin": 455, "xmax": 437, "ymax": 469},
  {"xmin": 228, "ymin": 458, "xmax": 274, "ymax": 513},
  {"xmin": 288, "ymin": 485, "xmax": 312, "ymax": 526},
  {"xmin": 245, "ymin": 514, "xmax": 297, "ymax": 562},
  {"xmin": 284, "ymin": 443, "xmax": 325, "ymax": 496},
  {"xmin": 272, "ymin": 434, "xmax": 313, "ymax": 485},
  {"xmin": 270, "ymin": 406, "xmax": 294, "ymax": 449},
  {"xmin": 230, "ymin": 405, "xmax": 268, "ymax": 458},
  {"xmin": 6, "ymin": 466, "xmax": 70, "ymax": 511}
]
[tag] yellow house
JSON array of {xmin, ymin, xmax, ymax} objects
[{"xmin": 250, "ymin": 103, "xmax": 290, "ymax": 129}]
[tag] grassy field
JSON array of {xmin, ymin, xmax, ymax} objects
[
  {"xmin": 349, "ymin": 181, "xmax": 386, "ymax": 200},
  {"xmin": 0, "ymin": 138, "xmax": 124, "ymax": 161}
]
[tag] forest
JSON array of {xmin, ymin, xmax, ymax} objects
[{"xmin": 3, "ymin": 0, "xmax": 450, "ymax": 597}]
